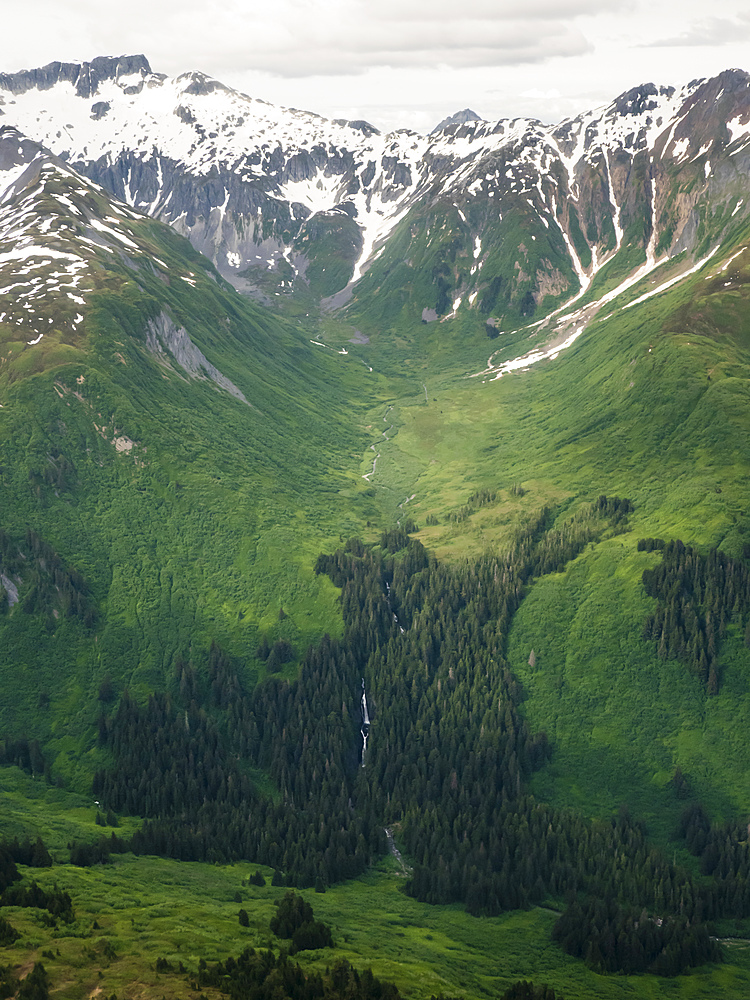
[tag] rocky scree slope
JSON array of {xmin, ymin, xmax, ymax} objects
[{"xmin": 2, "ymin": 57, "xmax": 750, "ymax": 324}]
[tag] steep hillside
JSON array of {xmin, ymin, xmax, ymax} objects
[{"xmin": 0, "ymin": 124, "xmax": 375, "ymax": 779}]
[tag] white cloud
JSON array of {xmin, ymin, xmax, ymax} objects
[
  {"xmin": 6, "ymin": 0, "xmax": 629, "ymax": 78},
  {"xmin": 519, "ymin": 88, "xmax": 563, "ymax": 100},
  {"xmin": 644, "ymin": 14, "xmax": 750, "ymax": 48}
]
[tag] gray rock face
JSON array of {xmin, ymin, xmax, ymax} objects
[
  {"xmin": 0, "ymin": 573, "xmax": 19, "ymax": 608},
  {"xmin": 333, "ymin": 119, "xmax": 380, "ymax": 137},
  {"xmin": 145, "ymin": 312, "xmax": 249, "ymax": 405},
  {"xmin": 0, "ymin": 54, "xmax": 152, "ymax": 98}
]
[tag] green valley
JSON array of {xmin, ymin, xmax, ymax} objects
[{"xmin": 3, "ymin": 63, "xmax": 750, "ymax": 1000}]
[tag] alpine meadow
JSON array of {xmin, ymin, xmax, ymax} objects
[{"xmin": 3, "ymin": 54, "xmax": 750, "ymax": 1000}]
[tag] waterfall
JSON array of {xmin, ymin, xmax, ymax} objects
[{"xmin": 360, "ymin": 678, "xmax": 370, "ymax": 766}]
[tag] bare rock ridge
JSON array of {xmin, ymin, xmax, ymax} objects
[
  {"xmin": 146, "ymin": 313, "xmax": 249, "ymax": 405},
  {"xmin": 0, "ymin": 54, "xmax": 155, "ymax": 98}
]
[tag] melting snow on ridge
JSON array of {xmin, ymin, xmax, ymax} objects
[
  {"xmin": 0, "ymin": 147, "xmax": 154, "ymax": 343},
  {"xmin": 623, "ymin": 245, "xmax": 722, "ymax": 309},
  {"xmin": 472, "ymin": 325, "xmax": 586, "ymax": 381},
  {"xmin": 277, "ymin": 173, "xmax": 344, "ymax": 214},
  {"xmin": 719, "ymin": 246, "xmax": 747, "ymax": 271},
  {"xmin": 727, "ymin": 114, "xmax": 750, "ymax": 143},
  {"xmin": 0, "ymin": 64, "xmax": 715, "ymax": 287}
]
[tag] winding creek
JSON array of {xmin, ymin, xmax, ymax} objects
[{"xmin": 362, "ymin": 405, "xmax": 394, "ymax": 481}]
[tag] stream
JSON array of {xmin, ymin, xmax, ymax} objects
[{"xmin": 362, "ymin": 405, "xmax": 394, "ymax": 481}]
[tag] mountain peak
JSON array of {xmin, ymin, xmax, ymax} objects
[
  {"xmin": 611, "ymin": 82, "xmax": 675, "ymax": 118},
  {"xmin": 431, "ymin": 108, "xmax": 484, "ymax": 134}
]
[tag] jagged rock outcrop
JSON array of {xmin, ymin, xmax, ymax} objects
[
  {"xmin": 146, "ymin": 312, "xmax": 249, "ymax": 404},
  {"xmin": 431, "ymin": 108, "xmax": 484, "ymax": 134},
  {"xmin": 0, "ymin": 54, "xmax": 155, "ymax": 98}
]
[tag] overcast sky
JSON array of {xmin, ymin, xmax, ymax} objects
[{"xmin": 4, "ymin": 0, "xmax": 750, "ymax": 132}]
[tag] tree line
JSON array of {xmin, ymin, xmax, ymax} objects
[
  {"xmin": 0, "ymin": 527, "xmax": 96, "ymax": 626},
  {"xmin": 641, "ymin": 538, "xmax": 750, "ymax": 693},
  {"xmin": 196, "ymin": 950, "xmax": 400, "ymax": 1000}
]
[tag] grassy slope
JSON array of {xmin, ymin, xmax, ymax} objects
[
  {"xmin": 343, "ymin": 192, "xmax": 578, "ymax": 338},
  {"xmin": 361, "ymin": 229, "xmax": 750, "ymax": 839},
  {"xmin": 2, "ymin": 774, "xmax": 750, "ymax": 1000},
  {"xmin": 0, "ymin": 216, "xmax": 377, "ymax": 785}
]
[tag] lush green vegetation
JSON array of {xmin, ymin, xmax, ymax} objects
[
  {"xmin": 344, "ymin": 192, "xmax": 577, "ymax": 335},
  {"xmin": 0, "ymin": 195, "xmax": 378, "ymax": 788},
  {"xmin": 3, "ymin": 165, "xmax": 750, "ymax": 1000}
]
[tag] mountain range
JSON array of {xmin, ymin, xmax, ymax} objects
[
  {"xmin": 2, "ymin": 54, "xmax": 750, "ymax": 1000},
  {"xmin": 2, "ymin": 55, "xmax": 749, "ymax": 322}
]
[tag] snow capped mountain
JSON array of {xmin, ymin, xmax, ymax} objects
[
  {"xmin": 0, "ymin": 56, "xmax": 432, "ymax": 301},
  {"xmin": 0, "ymin": 123, "xmax": 150, "ymax": 351},
  {"xmin": 1, "ymin": 56, "xmax": 749, "ymax": 324},
  {"xmin": 0, "ymin": 122, "xmax": 255, "ymax": 405}
]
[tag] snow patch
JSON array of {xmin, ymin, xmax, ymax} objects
[{"xmin": 727, "ymin": 114, "xmax": 750, "ymax": 143}]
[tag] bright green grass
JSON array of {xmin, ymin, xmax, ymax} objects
[
  {"xmin": 0, "ymin": 217, "xmax": 382, "ymax": 786},
  {"xmin": 2, "ymin": 830, "xmax": 750, "ymax": 1000},
  {"xmin": 507, "ymin": 537, "xmax": 750, "ymax": 836},
  {"xmin": 4, "ymin": 179, "xmax": 750, "ymax": 1000},
  {"xmin": 0, "ymin": 769, "xmax": 143, "ymax": 853}
]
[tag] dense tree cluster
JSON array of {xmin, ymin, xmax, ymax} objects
[
  {"xmin": 498, "ymin": 984, "xmax": 562, "ymax": 1000},
  {"xmin": 0, "ymin": 837, "xmax": 54, "ymax": 891},
  {"xmin": 196, "ymin": 950, "xmax": 400, "ymax": 1000},
  {"xmin": 270, "ymin": 892, "xmax": 333, "ymax": 953},
  {"xmin": 0, "ymin": 835, "xmax": 54, "ymax": 939},
  {"xmin": 67, "ymin": 835, "xmax": 127, "ymax": 867},
  {"xmin": 270, "ymin": 892, "xmax": 315, "ymax": 938},
  {"xmin": 0, "ymin": 963, "xmax": 20, "ymax": 1000},
  {"xmin": 447, "ymin": 489, "xmax": 498, "ymax": 523},
  {"xmin": 0, "ymin": 881, "xmax": 74, "ymax": 924},
  {"xmin": 552, "ymin": 896, "xmax": 720, "ymax": 975},
  {"xmin": 0, "ymin": 528, "xmax": 96, "ymax": 626},
  {"xmin": 0, "ymin": 915, "xmax": 20, "ymax": 946},
  {"xmin": 0, "ymin": 738, "xmax": 48, "ymax": 778},
  {"xmin": 16, "ymin": 962, "xmax": 49, "ymax": 1000},
  {"xmin": 678, "ymin": 803, "xmax": 750, "ymax": 916},
  {"xmin": 0, "ymin": 852, "xmax": 18, "ymax": 897},
  {"xmin": 637, "ymin": 538, "xmax": 665, "ymax": 552},
  {"xmin": 95, "ymin": 640, "xmax": 381, "ymax": 882},
  {"xmin": 642, "ymin": 539, "xmax": 750, "ymax": 693}
]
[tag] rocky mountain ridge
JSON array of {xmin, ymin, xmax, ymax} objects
[{"xmin": 1, "ymin": 57, "xmax": 749, "ymax": 324}]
